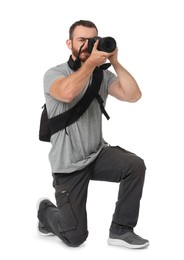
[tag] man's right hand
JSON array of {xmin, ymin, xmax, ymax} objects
[{"xmin": 87, "ymin": 39, "xmax": 112, "ymax": 67}]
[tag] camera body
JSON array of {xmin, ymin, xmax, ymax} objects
[{"xmin": 88, "ymin": 36, "xmax": 116, "ymax": 53}]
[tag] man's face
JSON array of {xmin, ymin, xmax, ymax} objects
[{"xmin": 67, "ymin": 25, "xmax": 98, "ymax": 62}]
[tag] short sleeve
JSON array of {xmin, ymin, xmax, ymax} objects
[
  {"xmin": 43, "ymin": 66, "xmax": 67, "ymax": 94},
  {"xmin": 106, "ymin": 70, "xmax": 118, "ymax": 88},
  {"xmin": 99, "ymin": 70, "xmax": 118, "ymax": 100}
]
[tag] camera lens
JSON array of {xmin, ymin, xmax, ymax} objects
[
  {"xmin": 99, "ymin": 37, "xmax": 116, "ymax": 53},
  {"xmin": 87, "ymin": 36, "xmax": 116, "ymax": 53}
]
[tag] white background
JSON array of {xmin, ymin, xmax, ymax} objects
[{"xmin": 0, "ymin": 0, "xmax": 184, "ymax": 259}]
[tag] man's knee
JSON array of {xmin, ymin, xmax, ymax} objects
[
  {"xmin": 125, "ymin": 155, "xmax": 146, "ymax": 179},
  {"xmin": 129, "ymin": 156, "xmax": 146, "ymax": 174},
  {"xmin": 62, "ymin": 231, "xmax": 88, "ymax": 247}
]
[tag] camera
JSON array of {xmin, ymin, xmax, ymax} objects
[{"xmin": 88, "ymin": 36, "xmax": 116, "ymax": 53}]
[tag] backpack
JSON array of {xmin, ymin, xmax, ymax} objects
[{"xmin": 39, "ymin": 67, "xmax": 110, "ymax": 142}]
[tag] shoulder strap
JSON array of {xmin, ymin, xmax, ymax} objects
[{"xmin": 49, "ymin": 67, "xmax": 104, "ymax": 136}]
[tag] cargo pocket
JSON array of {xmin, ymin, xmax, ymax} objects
[{"xmin": 55, "ymin": 190, "xmax": 78, "ymax": 232}]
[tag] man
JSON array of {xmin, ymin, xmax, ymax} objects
[{"xmin": 37, "ymin": 20, "xmax": 149, "ymax": 249}]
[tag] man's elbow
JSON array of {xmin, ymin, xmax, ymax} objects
[{"xmin": 129, "ymin": 90, "xmax": 142, "ymax": 102}]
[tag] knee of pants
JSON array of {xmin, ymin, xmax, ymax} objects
[
  {"xmin": 135, "ymin": 156, "xmax": 146, "ymax": 171},
  {"xmin": 62, "ymin": 230, "xmax": 88, "ymax": 247},
  {"xmin": 125, "ymin": 156, "xmax": 146, "ymax": 177}
]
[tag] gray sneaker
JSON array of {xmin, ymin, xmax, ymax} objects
[{"xmin": 107, "ymin": 231, "xmax": 149, "ymax": 249}]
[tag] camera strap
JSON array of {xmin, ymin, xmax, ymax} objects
[
  {"xmin": 48, "ymin": 66, "xmax": 105, "ymax": 137},
  {"xmin": 68, "ymin": 42, "xmax": 112, "ymax": 71}
]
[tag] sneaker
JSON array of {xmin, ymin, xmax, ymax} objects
[
  {"xmin": 107, "ymin": 231, "xmax": 149, "ymax": 249},
  {"xmin": 36, "ymin": 198, "xmax": 55, "ymax": 236}
]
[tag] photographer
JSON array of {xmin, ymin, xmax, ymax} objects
[{"xmin": 37, "ymin": 20, "xmax": 149, "ymax": 249}]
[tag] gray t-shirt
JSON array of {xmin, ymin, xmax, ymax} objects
[{"xmin": 44, "ymin": 62, "xmax": 118, "ymax": 173}]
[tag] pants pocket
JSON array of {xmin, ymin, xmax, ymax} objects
[{"xmin": 55, "ymin": 190, "xmax": 78, "ymax": 232}]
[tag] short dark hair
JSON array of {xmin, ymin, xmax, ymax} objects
[{"xmin": 69, "ymin": 20, "xmax": 98, "ymax": 39}]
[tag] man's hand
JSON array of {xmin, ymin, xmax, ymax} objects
[
  {"xmin": 108, "ymin": 47, "xmax": 118, "ymax": 65},
  {"xmin": 87, "ymin": 39, "xmax": 113, "ymax": 67}
]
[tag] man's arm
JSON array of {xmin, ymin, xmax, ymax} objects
[
  {"xmin": 50, "ymin": 40, "xmax": 110, "ymax": 103},
  {"xmin": 108, "ymin": 49, "xmax": 142, "ymax": 102},
  {"xmin": 50, "ymin": 61, "xmax": 96, "ymax": 103}
]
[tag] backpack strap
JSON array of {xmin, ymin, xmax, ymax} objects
[
  {"xmin": 94, "ymin": 93, "xmax": 110, "ymax": 120},
  {"xmin": 48, "ymin": 67, "xmax": 108, "ymax": 137},
  {"xmin": 39, "ymin": 64, "xmax": 110, "ymax": 142}
]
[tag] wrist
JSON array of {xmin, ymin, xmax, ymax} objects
[
  {"xmin": 83, "ymin": 58, "xmax": 96, "ymax": 71},
  {"xmin": 111, "ymin": 60, "xmax": 119, "ymax": 68}
]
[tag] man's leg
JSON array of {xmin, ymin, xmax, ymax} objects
[
  {"xmin": 37, "ymin": 165, "xmax": 92, "ymax": 247},
  {"xmin": 91, "ymin": 146, "xmax": 148, "ymax": 248}
]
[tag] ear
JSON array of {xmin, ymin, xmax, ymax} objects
[{"xmin": 66, "ymin": 39, "xmax": 72, "ymax": 50}]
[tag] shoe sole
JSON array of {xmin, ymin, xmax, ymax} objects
[
  {"xmin": 107, "ymin": 238, "xmax": 149, "ymax": 249},
  {"xmin": 36, "ymin": 197, "xmax": 55, "ymax": 236},
  {"xmin": 37, "ymin": 226, "xmax": 55, "ymax": 237}
]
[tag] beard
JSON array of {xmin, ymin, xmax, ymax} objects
[{"xmin": 72, "ymin": 45, "xmax": 90, "ymax": 63}]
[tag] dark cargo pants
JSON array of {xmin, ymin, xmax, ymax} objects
[{"xmin": 38, "ymin": 146, "xmax": 146, "ymax": 247}]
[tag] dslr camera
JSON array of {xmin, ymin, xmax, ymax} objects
[{"xmin": 88, "ymin": 36, "xmax": 116, "ymax": 53}]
